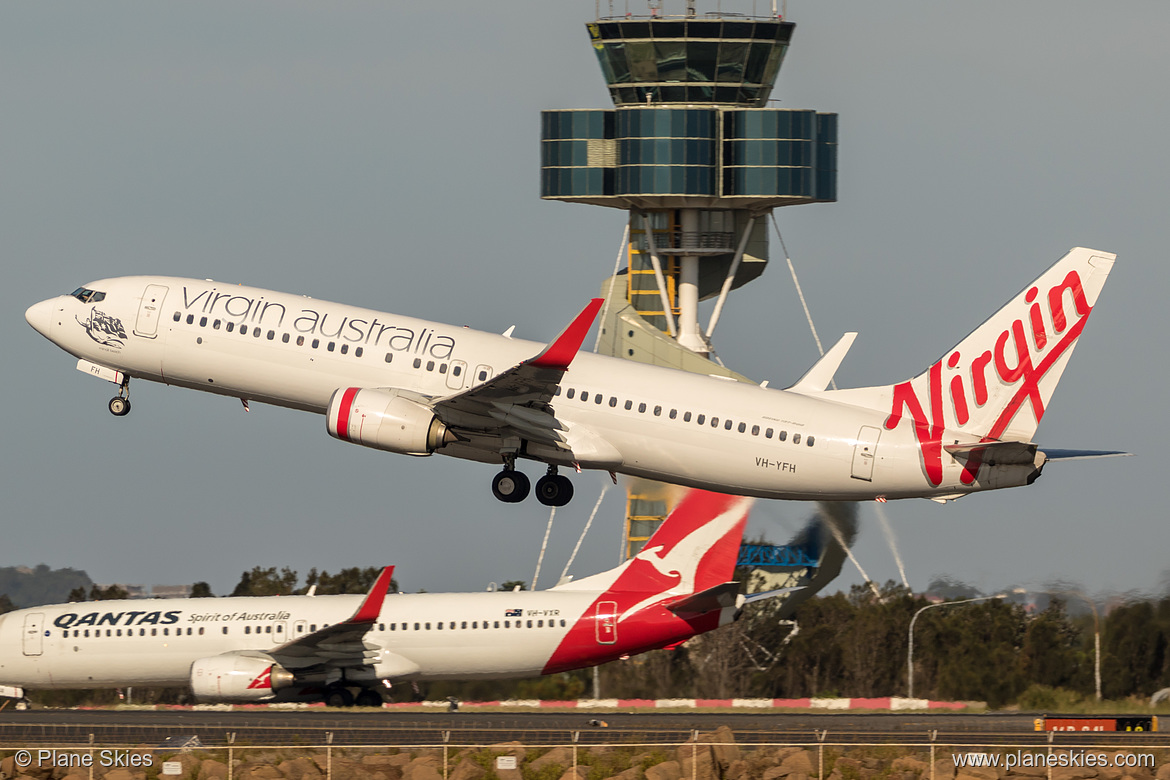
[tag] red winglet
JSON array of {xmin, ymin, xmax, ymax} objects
[
  {"xmin": 528, "ymin": 299, "xmax": 604, "ymax": 370},
  {"xmin": 350, "ymin": 566, "xmax": 395, "ymax": 624}
]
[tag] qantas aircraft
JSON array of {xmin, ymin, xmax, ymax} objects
[
  {"xmin": 0, "ymin": 490, "xmax": 778, "ymax": 708},
  {"xmin": 25, "ymin": 247, "xmax": 1122, "ymax": 506}
]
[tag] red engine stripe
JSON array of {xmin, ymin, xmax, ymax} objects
[{"xmin": 335, "ymin": 387, "xmax": 360, "ymax": 442}]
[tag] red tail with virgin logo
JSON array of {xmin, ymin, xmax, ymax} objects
[
  {"xmin": 543, "ymin": 489, "xmax": 751, "ymax": 674},
  {"xmin": 825, "ymin": 247, "xmax": 1116, "ymax": 487}
]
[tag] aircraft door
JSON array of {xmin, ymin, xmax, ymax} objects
[
  {"xmin": 22, "ymin": 613, "xmax": 44, "ymax": 657},
  {"xmin": 851, "ymin": 426, "xmax": 882, "ymax": 481},
  {"xmin": 447, "ymin": 360, "xmax": 467, "ymax": 390},
  {"xmin": 134, "ymin": 284, "xmax": 169, "ymax": 338},
  {"xmin": 595, "ymin": 601, "xmax": 617, "ymax": 645}
]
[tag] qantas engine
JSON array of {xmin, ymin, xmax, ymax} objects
[
  {"xmin": 190, "ymin": 654, "xmax": 294, "ymax": 702},
  {"xmin": 327, "ymin": 387, "xmax": 455, "ymax": 456}
]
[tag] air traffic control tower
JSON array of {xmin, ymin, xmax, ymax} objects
[{"xmin": 540, "ymin": 2, "xmax": 837, "ymax": 558}]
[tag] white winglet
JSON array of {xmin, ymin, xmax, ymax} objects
[{"xmin": 787, "ymin": 332, "xmax": 857, "ymax": 394}]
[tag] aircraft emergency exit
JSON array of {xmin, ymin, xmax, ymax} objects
[
  {"xmin": 0, "ymin": 490, "xmax": 776, "ymax": 707},
  {"xmin": 25, "ymin": 247, "xmax": 1124, "ymax": 506}
]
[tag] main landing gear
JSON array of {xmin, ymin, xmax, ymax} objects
[
  {"xmin": 108, "ymin": 376, "xmax": 131, "ymax": 417},
  {"xmin": 491, "ymin": 460, "xmax": 574, "ymax": 507},
  {"xmin": 323, "ymin": 685, "xmax": 384, "ymax": 708}
]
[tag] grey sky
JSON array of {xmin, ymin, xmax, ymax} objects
[{"xmin": 2, "ymin": 1, "xmax": 1163, "ymax": 601}]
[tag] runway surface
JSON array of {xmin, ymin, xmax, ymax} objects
[{"xmin": 0, "ymin": 710, "xmax": 1163, "ymax": 747}]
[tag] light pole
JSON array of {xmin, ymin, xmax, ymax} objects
[{"xmin": 907, "ymin": 595, "xmax": 1005, "ymax": 699}]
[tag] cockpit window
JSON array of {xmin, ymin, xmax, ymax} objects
[{"xmin": 70, "ymin": 287, "xmax": 106, "ymax": 304}]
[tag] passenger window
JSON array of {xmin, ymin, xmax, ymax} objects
[
  {"xmin": 426, "ymin": 360, "xmax": 434, "ymax": 371},
  {"xmin": 766, "ymin": 428, "xmax": 773, "ymax": 438},
  {"xmin": 779, "ymin": 431, "xmax": 787, "ymax": 441},
  {"xmin": 385, "ymin": 353, "xmax": 393, "ymax": 363},
  {"xmin": 327, "ymin": 342, "xmax": 335, "ymax": 352},
  {"xmin": 340, "ymin": 344, "xmax": 348, "ymax": 355},
  {"xmin": 425, "ymin": 622, "xmax": 431, "ymax": 630},
  {"xmin": 654, "ymin": 406, "xmax": 662, "ymax": 416},
  {"xmin": 186, "ymin": 315, "xmax": 195, "ymax": 325},
  {"xmin": 751, "ymin": 425, "xmax": 759, "ymax": 435},
  {"xmin": 245, "ymin": 626, "xmax": 251, "ymax": 635},
  {"xmin": 282, "ymin": 333, "xmax": 290, "ymax": 343},
  {"xmin": 151, "ymin": 628, "xmax": 157, "ymax": 636},
  {"xmin": 438, "ymin": 363, "xmax": 446, "ymax": 373},
  {"xmin": 199, "ymin": 317, "xmax": 207, "ymax": 327},
  {"xmin": 213, "ymin": 320, "xmax": 221, "ymax": 330},
  {"xmin": 566, "ymin": 388, "xmax": 575, "ymax": 399},
  {"xmin": 253, "ymin": 328, "xmax": 261, "ymax": 338},
  {"xmin": 793, "ymin": 433, "xmax": 801, "ymax": 445},
  {"xmin": 669, "ymin": 409, "xmax": 677, "ymax": 419},
  {"xmin": 697, "ymin": 414, "xmax": 706, "ymax": 425},
  {"xmin": 413, "ymin": 358, "xmax": 421, "ymax": 368},
  {"xmin": 581, "ymin": 392, "xmax": 589, "ymax": 402},
  {"xmin": 449, "ymin": 622, "xmax": 455, "ymax": 630},
  {"xmin": 494, "ymin": 621, "xmax": 500, "ymax": 628},
  {"xmin": 478, "ymin": 370, "xmax": 488, "ymax": 381},
  {"xmin": 240, "ymin": 326, "xmax": 248, "ymax": 336},
  {"xmin": 711, "ymin": 417, "xmax": 719, "ymax": 427},
  {"xmin": 222, "ymin": 627, "xmax": 228, "ymax": 634},
  {"xmin": 807, "ymin": 436, "xmax": 815, "ymax": 447},
  {"xmin": 453, "ymin": 365, "xmax": 461, "ymax": 376},
  {"xmin": 638, "ymin": 403, "xmax": 646, "ymax": 413},
  {"xmin": 355, "ymin": 347, "xmax": 363, "ymax": 358},
  {"xmin": 461, "ymin": 621, "xmax": 467, "ymax": 629},
  {"xmin": 609, "ymin": 396, "xmax": 617, "ymax": 407},
  {"xmin": 725, "ymin": 419, "xmax": 734, "ymax": 430},
  {"xmin": 199, "ymin": 628, "xmax": 204, "ymax": 635},
  {"xmin": 738, "ymin": 422, "xmax": 746, "ymax": 433},
  {"xmin": 537, "ymin": 620, "xmax": 544, "ymax": 627},
  {"xmin": 267, "ymin": 330, "xmax": 275, "ymax": 340},
  {"xmin": 504, "ymin": 621, "xmax": 510, "ymax": 628},
  {"xmin": 173, "ymin": 312, "xmax": 181, "ymax": 322},
  {"xmin": 265, "ymin": 625, "xmax": 272, "ymax": 634},
  {"xmin": 684, "ymin": 411, "xmax": 692, "ymax": 422},
  {"xmin": 163, "ymin": 628, "xmax": 168, "ymax": 636},
  {"xmin": 594, "ymin": 395, "xmax": 603, "ymax": 405},
  {"xmin": 226, "ymin": 322, "xmax": 235, "ymax": 333},
  {"xmin": 311, "ymin": 339, "xmax": 319, "ymax": 348},
  {"xmin": 437, "ymin": 622, "xmax": 443, "ymax": 630},
  {"xmin": 527, "ymin": 620, "xmax": 533, "ymax": 628},
  {"xmin": 624, "ymin": 400, "xmax": 632, "ymax": 410},
  {"xmin": 297, "ymin": 336, "xmax": 305, "ymax": 346}
]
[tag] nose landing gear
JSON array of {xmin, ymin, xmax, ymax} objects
[{"xmin": 108, "ymin": 377, "xmax": 131, "ymax": 417}]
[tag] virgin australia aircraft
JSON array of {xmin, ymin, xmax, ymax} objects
[
  {"xmin": 25, "ymin": 247, "xmax": 1122, "ymax": 506},
  {"xmin": 0, "ymin": 491, "xmax": 775, "ymax": 708}
]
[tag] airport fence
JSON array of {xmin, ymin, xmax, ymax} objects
[{"xmin": 0, "ymin": 733, "xmax": 1167, "ymax": 780}]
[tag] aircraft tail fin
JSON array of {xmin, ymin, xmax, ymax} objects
[
  {"xmin": 822, "ymin": 247, "xmax": 1115, "ymax": 446},
  {"xmin": 553, "ymin": 490, "xmax": 750, "ymax": 596}
]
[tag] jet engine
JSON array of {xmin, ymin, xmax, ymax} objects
[
  {"xmin": 326, "ymin": 387, "xmax": 455, "ymax": 456},
  {"xmin": 190, "ymin": 654, "xmax": 294, "ymax": 702}
]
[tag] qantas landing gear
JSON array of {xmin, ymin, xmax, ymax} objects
[
  {"xmin": 535, "ymin": 468, "xmax": 574, "ymax": 507},
  {"xmin": 492, "ymin": 469, "xmax": 530, "ymax": 503},
  {"xmin": 324, "ymin": 686, "xmax": 354, "ymax": 708},
  {"xmin": 354, "ymin": 689, "xmax": 384, "ymax": 708},
  {"xmin": 108, "ymin": 377, "xmax": 131, "ymax": 417}
]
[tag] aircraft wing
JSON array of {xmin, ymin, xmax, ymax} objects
[
  {"xmin": 266, "ymin": 567, "xmax": 395, "ymax": 672},
  {"xmin": 429, "ymin": 299, "xmax": 603, "ymax": 451}
]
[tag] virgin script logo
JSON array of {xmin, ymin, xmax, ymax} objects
[{"xmin": 885, "ymin": 270, "xmax": 1093, "ymax": 487}]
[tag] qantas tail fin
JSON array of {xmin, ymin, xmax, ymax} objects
[
  {"xmin": 553, "ymin": 490, "xmax": 751, "ymax": 597},
  {"xmin": 823, "ymin": 247, "xmax": 1115, "ymax": 445}
]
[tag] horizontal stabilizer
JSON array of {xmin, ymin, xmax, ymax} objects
[
  {"xmin": 1041, "ymin": 449, "xmax": 1133, "ymax": 461},
  {"xmin": 665, "ymin": 581, "xmax": 739, "ymax": 619},
  {"xmin": 944, "ymin": 440, "xmax": 1038, "ymax": 465},
  {"xmin": 787, "ymin": 333, "xmax": 857, "ymax": 394},
  {"xmin": 740, "ymin": 586, "xmax": 803, "ymax": 606}
]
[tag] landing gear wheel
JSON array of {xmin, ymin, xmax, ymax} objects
[
  {"xmin": 14, "ymin": 699, "xmax": 30, "ymax": 711},
  {"xmin": 535, "ymin": 474, "xmax": 574, "ymax": 507},
  {"xmin": 324, "ymin": 687, "xmax": 354, "ymax": 708},
  {"xmin": 354, "ymin": 689, "xmax": 384, "ymax": 708},
  {"xmin": 108, "ymin": 397, "xmax": 131, "ymax": 416},
  {"xmin": 492, "ymin": 470, "xmax": 531, "ymax": 503}
]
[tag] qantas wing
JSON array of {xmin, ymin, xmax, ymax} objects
[
  {"xmin": 266, "ymin": 567, "xmax": 395, "ymax": 672},
  {"xmin": 429, "ymin": 299, "xmax": 604, "ymax": 452}
]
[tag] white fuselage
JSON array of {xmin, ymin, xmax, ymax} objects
[
  {"xmin": 25, "ymin": 276, "xmax": 1023, "ymax": 501},
  {"xmin": 0, "ymin": 590, "xmax": 609, "ymax": 690}
]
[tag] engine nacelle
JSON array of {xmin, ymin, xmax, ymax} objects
[
  {"xmin": 190, "ymin": 654, "xmax": 294, "ymax": 702},
  {"xmin": 326, "ymin": 387, "xmax": 453, "ymax": 456}
]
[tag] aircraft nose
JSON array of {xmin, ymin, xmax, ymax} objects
[{"xmin": 25, "ymin": 299, "xmax": 55, "ymax": 338}]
